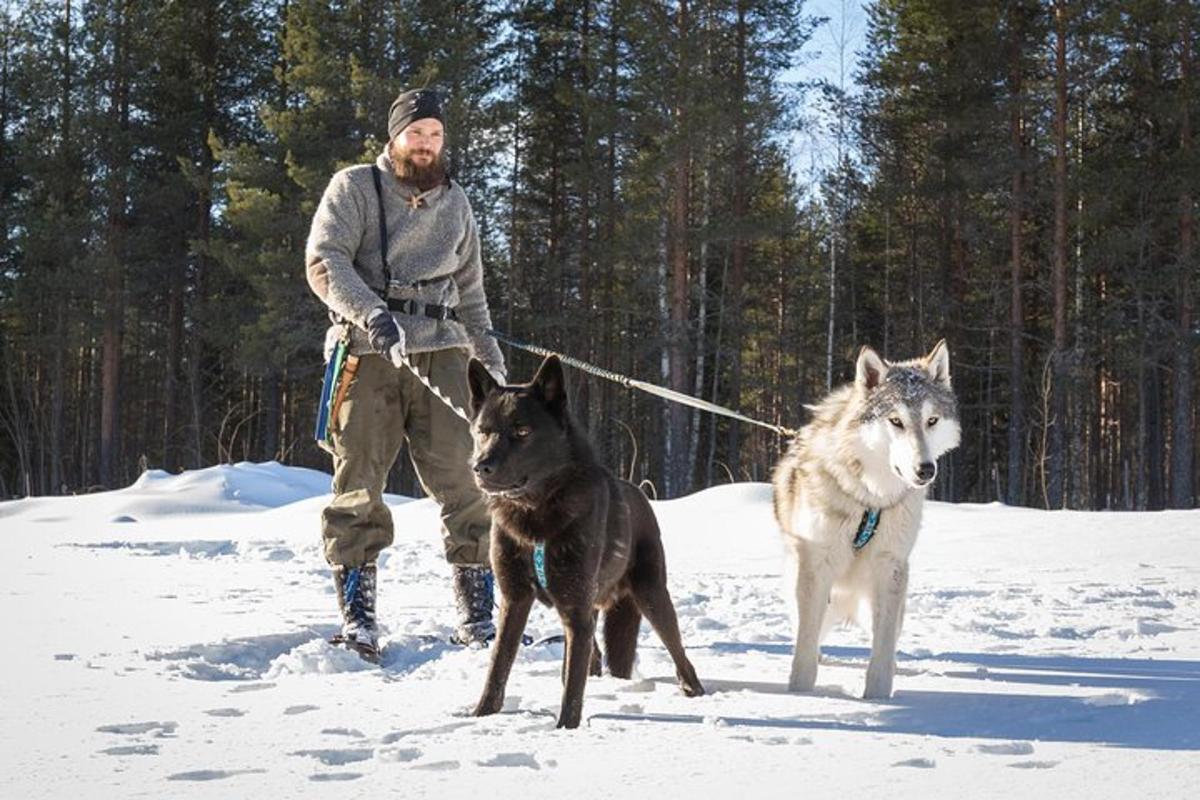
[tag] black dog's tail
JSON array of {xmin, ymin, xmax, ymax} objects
[{"xmin": 604, "ymin": 595, "xmax": 642, "ymax": 679}]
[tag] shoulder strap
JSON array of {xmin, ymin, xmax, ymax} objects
[{"xmin": 370, "ymin": 165, "xmax": 392, "ymax": 288}]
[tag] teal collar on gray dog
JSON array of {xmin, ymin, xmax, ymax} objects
[
  {"xmin": 533, "ymin": 542, "xmax": 548, "ymax": 588},
  {"xmin": 853, "ymin": 509, "xmax": 881, "ymax": 550}
]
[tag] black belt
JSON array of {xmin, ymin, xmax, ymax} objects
[{"xmin": 386, "ymin": 298, "xmax": 458, "ymax": 322}]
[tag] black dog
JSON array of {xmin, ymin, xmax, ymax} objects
[{"xmin": 466, "ymin": 355, "xmax": 704, "ymax": 729}]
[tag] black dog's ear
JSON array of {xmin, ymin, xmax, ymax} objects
[
  {"xmin": 531, "ymin": 355, "xmax": 566, "ymax": 416},
  {"xmin": 467, "ymin": 358, "xmax": 500, "ymax": 417}
]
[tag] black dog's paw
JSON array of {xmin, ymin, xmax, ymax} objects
[
  {"xmin": 473, "ymin": 696, "xmax": 504, "ymax": 717},
  {"xmin": 681, "ymin": 679, "xmax": 705, "ymax": 698}
]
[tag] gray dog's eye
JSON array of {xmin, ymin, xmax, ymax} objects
[
  {"xmin": 888, "ymin": 417, "xmax": 904, "ymax": 429},
  {"xmin": 927, "ymin": 416, "xmax": 939, "ymax": 427}
]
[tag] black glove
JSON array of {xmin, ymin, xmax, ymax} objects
[{"xmin": 365, "ymin": 308, "xmax": 406, "ymax": 367}]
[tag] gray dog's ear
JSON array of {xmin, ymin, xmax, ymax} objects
[
  {"xmin": 855, "ymin": 346, "xmax": 887, "ymax": 392},
  {"xmin": 532, "ymin": 354, "xmax": 566, "ymax": 416},
  {"xmin": 467, "ymin": 358, "xmax": 500, "ymax": 417},
  {"xmin": 925, "ymin": 339, "xmax": 952, "ymax": 388}
]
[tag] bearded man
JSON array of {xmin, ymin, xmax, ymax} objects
[{"xmin": 305, "ymin": 88, "xmax": 506, "ymax": 661}]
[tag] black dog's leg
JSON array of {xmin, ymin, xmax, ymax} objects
[
  {"xmin": 630, "ymin": 544, "xmax": 704, "ymax": 697},
  {"xmin": 473, "ymin": 591, "xmax": 533, "ymax": 716},
  {"xmin": 603, "ymin": 594, "xmax": 641, "ymax": 679},
  {"xmin": 562, "ymin": 610, "xmax": 603, "ymax": 683},
  {"xmin": 474, "ymin": 537, "xmax": 534, "ymax": 717},
  {"xmin": 556, "ymin": 607, "xmax": 597, "ymax": 729}
]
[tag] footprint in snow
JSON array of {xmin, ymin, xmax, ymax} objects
[
  {"xmin": 477, "ymin": 752, "xmax": 540, "ymax": 769},
  {"xmin": 100, "ymin": 745, "xmax": 159, "ymax": 756},
  {"xmin": 892, "ymin": 758, "xmax": 936, "ymax": 768},
  {"xmin": 284, "ymin": 704, "xmax": 319, "ymax": 715},
  {"xmin": 378, "ymin": 747, "xmax": 422, "ymax": 763},
  {"xmin": 228, "ymin": 682, "xmax": 276, "ymax": 693},
  {"xmin": 96, "ymin": 721, "xmax": 177, "ymax": 737},
  {"xmin": 167, "ymin": 769, "xmax": 266, "ymax": 781},
  {"xmin": 381, "ymin": 721, "xmax": 474, "ymax": 743},
  {"xmin": 973, "ymin": 741, "xmax": 1034, "ymax": 756},
  {"xmin": 289, "ymin": 748, "xmax": 373, "ymax": 766},
  {"xmin": 1009, "ymin": 761, "xmax": 1060, "ymax": 769},
  {"xmin": 204, "ymin": 708, "xmax": 246, "ymax": 718},
  {"xmin": 309, "ymin": 773, "xmax": 363, "ymax": 782}
]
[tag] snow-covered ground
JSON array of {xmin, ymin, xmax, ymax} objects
[{"xmin": 2, "ymin": 462, "xmax": 1198, "ymax": 798}]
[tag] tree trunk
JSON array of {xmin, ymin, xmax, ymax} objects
[
  {"xmin": 1007, "ymin": 0, "xmax": 1025, "ymax": 506},
  {"xmin": 577, "ymin": 0, "xmax": 593, "ymax": 427},
  {"xmin": 188, "ymin": 0, "xmax": 219, "ymax": 468},
  {"xmin": 725, "ymin": 0, "xmax": 747, "ymax": 475},
  {"xmin": 603, "ymin": 4, "xmax": 619, "ymax": 466},
  {"xmin": 1047, "ymin": 0, "xmax": 1069, "ymax": 508},
  {"xmin": 163, "ymin": 246, "xmax": 184, "ymax": 470},
  {"xmin": 665, "ymin": 0, "xmax": 691, "ymax": 496},
  {"xmin": 1172, "ymin": 4, "xmax": 1194, "ymax": 508},
  {"xmin": 100, "ymin": 0, "xmax": 129, "ymax": 488}
]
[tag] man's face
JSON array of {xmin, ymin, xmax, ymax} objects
[{"xmin": 394, "ymin": 118, "xmax": 444, "ymax": 163}]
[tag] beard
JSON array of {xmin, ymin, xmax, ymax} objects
[{"xmin": 388, "ymin": 140, "xmax": 448, "ymax": 191}]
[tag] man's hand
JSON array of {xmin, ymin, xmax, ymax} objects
[{"xmin": 366, "ymin": 308, "xmax": 407, "ymax": 368}]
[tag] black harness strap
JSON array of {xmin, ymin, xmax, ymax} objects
[
  {"xmin": 370, "ymin": 166, "xmax": 392, "ymax": 288},
  {"xmin": 386, "ymin": 297, "xmax": 458, "ymax": 321}
]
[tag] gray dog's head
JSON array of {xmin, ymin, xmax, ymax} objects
[{"xmin": 853, "ymin": 340, "xmax": 961, "ymax": 489}]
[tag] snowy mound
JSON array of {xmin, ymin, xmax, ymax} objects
[
  {"xmin": 129, "ymin": 461, "xmax": 333, "ymax": 510},
  {"xmin": 0, "ymin": 461, "xmax": 334, "ymax": 524}
]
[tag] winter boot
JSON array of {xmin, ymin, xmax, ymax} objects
[
  {"xmin": 330, "ymin": 563, "xmax": 380, "ymax": 663},
  {"xmin": 450, "ymin": 564, "xmax": 496, "ymax": 646}
]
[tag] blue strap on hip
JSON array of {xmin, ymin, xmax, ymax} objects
[{"xmin": 533, "ymin": 542, "xmax": 547, "ymax": 589}]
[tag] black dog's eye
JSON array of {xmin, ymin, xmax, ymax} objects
[
  {"xmin": 888, "ymin": 417, "xmax": 904, "ymax": 429},
  {"xmin": 513, "ymin": 426, "xmax": 531, "ymax": 439},
  {"xmin": 927, "ymin": 416, "xmax": 939, "ymax": 427}
]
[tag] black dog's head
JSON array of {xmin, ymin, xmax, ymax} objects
[{"xmin": 467, "ymin": 355, "xmax": 574, "ymax": 501}]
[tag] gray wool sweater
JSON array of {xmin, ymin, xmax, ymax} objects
[{"xmin": 305, "ymin": 148, "xmax": 506, "ymax": 378}]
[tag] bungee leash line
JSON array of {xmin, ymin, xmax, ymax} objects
[{"xmin": 469, "ymin": 323, "xmax": 800, "ymax": 439}]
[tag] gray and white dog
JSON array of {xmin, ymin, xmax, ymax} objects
[{"xmin": 772, "ymin": 341, "xmax": 960, "ymax": 699}]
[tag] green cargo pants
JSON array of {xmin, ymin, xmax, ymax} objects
[{"xmin": 321, "ymin": 347, "xmax": 491, "ymax": 568}]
